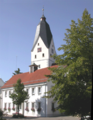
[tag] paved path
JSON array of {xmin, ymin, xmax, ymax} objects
[{"xmin": 4, "ymin": 116, "xmax": 80, "ymax": 120}]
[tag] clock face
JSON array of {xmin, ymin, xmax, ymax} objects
[{"xmin": 37, "ymin": 48, "xmax": 42, "ymax": 52}]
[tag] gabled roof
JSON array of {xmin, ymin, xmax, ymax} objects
[
  {"xmin": 31, "ymin": 15, "xmax": 52, "ymax": 51},
  {"xmin": 1, "ymin": 65, "xmax": 58, "ymax": 89}
]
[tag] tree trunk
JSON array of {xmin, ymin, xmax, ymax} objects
[{"xmin": 18, "ymin": 105, "xmax": 19, "ymax": 117}]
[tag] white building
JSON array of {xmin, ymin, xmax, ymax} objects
[
  {"xmin": 1, "ymin": 13, "xmax": 62, "ymax": 117},
  {"xmin": 0, "ymin": 78, "xmax": 5, "ymax": 110}
]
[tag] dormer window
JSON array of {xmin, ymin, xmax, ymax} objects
[
  {"xmin": 35, "ymin": 55, "xmax": 36, "ymax": 59},
  {"xmin": 42, "ymin": 53, "xmax": 44, "ymax": 57},
  {"xmin": 37, "ymin": 48, "xmax": 42, "ymax": 52}
]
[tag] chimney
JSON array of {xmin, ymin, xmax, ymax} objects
[{"xmin": 29, "ymin": 63, "xmax": 38, "ymax": 73}]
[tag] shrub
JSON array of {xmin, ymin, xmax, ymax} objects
[
  {"xmin": 0, "ymin": 109, "xmax": 6, "ymax": 120},
  {"xmin": 31, "ymin": 108, "xmax": 35, "ymax": 112},
  {"xmin": 12, "ymin": 113, "xmax": 24, "ymax": 118},
  {"xmin": 4, "ymin": 108, "xmax": 7, "ymax": 111},
  {"xmin": 12, "ymin": 107, "xmax": 15, "ymax": 111},
  {"xmin": 0, "ymin": 118, "xmax": 6, "ymax": 120},
  {"xmin": 0, "ymin": 109, "xmax": 3, "ymax": 118},
  {"xmin": 8, "ymin": 108, "xmax": 11, "ymax": 111},
  {"xmin": 37, "ymin": 108, "xmax": 41, "ymax": 112},
  {"xmin": 25, "ymin": 107, "xmax": 29, "ymax": 111}
]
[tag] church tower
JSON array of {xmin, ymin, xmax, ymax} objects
[{"xmin": 31, "ymin": 9, "xmax": 56, "ymax": 69}]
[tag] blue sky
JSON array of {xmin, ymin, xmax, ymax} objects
[{"xmin": 0, "ymin": 0, "xmax": 93, "ymax": 82}]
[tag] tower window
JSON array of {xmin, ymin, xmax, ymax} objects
[
  {"xmin": 51, "ymin": 49, "xmax": 53, "ymax": 53},
  {"xmin": 37, "ymin": 48, "xmax": 42, "ymax": 52},
  {"xmin": 38, "ymin": 43, "xmax": 39, "ymax": 46},
  {"xmin": 50, "ymin": 54, "xmax": 52, "ymax": 57},
  {"xmin": 35, "ymin": 55, "xmax": 36, "ymax": 59},
  {"xmin": 42, "ymin": 53, "xmax": 44, "ymax": 57}
]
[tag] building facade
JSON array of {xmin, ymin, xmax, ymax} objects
[
  {"xmin": 1, "ymin": 13, "xmax": 62, "ymax": 117},
  {"xmin": 0, "ymin": 78, "xmax": 5, "ymax": 110}
]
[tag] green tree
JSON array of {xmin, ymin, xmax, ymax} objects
[
  {"xmin": 0, "ymin": 109, "xmax": 3, "ymax": 119},
  {"xmin": 44, "ymin": 9, "xmax": 93, "ymax": 116},
  {"xmin": 13, "ymin": 68, "xmax": 22, "ymax": 75},
  {"xmin": 10, "ymin": 79, "xmax": 29, "ymax": 117}
]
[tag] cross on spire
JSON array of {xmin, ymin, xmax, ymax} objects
[{"xmin": 42, "ymin": 6, "xmax": 44, "ymax": 15}]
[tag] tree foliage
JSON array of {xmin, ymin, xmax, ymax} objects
[
  {"xmin": 0, "ymin": 109, "xmax": 3, "ymax": 118},
  {"xmin": 13, "ymin": 68, "xmax": 22, "ymax": 75},
  {"xmin": 10, "ymin": 79, "xmax": 29, "ymax": 116},
  {"xmin": 45, "ymin": 9, "xmax": 93, "ymax": 116}
]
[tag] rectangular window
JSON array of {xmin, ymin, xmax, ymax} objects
[
  {"xmin": 52, "ymin": 102, "xmax": 54, "ymax": 109},
  {"xmin": 25, "ymin": 102, "xmax": 29, "ymax": 111},
  {"xmin": 4, "ymin": 103, "xmax": 7, "ymax": 110},
  {"xmin": 13, "ymin": 103, "xmax": 15, "ymax": 108},
  {"xmin": 32, "ymin": 103, "xmax": 34, "ymax": 108},
  {"xmin": 5, "ymin": 91, "xmax": 7, "ymax": 97},
  {"xmin": 50, "ymin": 54, "xmax": 52, "ymax": 57},
  {"xmin": 19, "ymin": 104, "xmax": 21, "ymax": 109},
  {"xmin": 9, "ymin": 103, "xmax": 11, "ymax": 108},
  {"xmin": 38, "ymin": 87, "xmax": 41, "ymax": 94},
  {"xmin": 26, "ymin": 102, "xmax": 29, "ymax": 108},
  {"xmin": 32, "ymin": 88, "xmax": 35, "ymax": 95},
  {"xmin": 12, "ymin": 103, "xmax": 15, "ymax": 111},
  {"xmin": 38, "ymin": 102, "xmax": 41, "ymax": 108},
  {"xmin": 35, "ymin": 55, "xmax": 36, "ymax": 59},
  {"xmin": 9, "ymin": 91, "xmax": 11, "ymax": 96},
  {"xmin": 42, "ymin": 53, "xmax": 44, "ymax": 57},
  {"xmin": 26, "ymin": 89, "xmax": 29, "ymax": 93},
  {"xmin": 37, "ymin": 48, "xmax": 42, "ymax": 52},
  {"xmin": 4, "ymin": 103, "xmax": 6, "ymax": 108}
]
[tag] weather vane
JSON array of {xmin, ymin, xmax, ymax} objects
[{"xmin": 42, "ymin": 6, "xmax": 44, "ymax": 15}]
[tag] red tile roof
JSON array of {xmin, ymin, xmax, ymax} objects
[{"xmin": 1, "ymin": 65, "xmax": 58, "ymax": 89}]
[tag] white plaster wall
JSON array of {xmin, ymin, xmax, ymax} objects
[
  {"xmin": 31, "ymin": 36, "xmax": 49, "ymax": 69},
  {"xmin": 49, "ymin": 38, "xmax": 56, "ymax": 66},
  {"xmin": 46, "ymin": 80, "xmax": 61, "ymax": 117},
  {"xmin": 2, "ymin": 82, "xmax": 47, "ymax": 117},
  {"xmin": 0, "ymin": 78, "xmax": 5, "ymax": 110},
  {"xmin": 31, "ymin": 37, "xmax": 56, "ymax": 69},
  {"xmin": 2, "ymin": 87, "xmax": 20, "ymax": 115}
]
